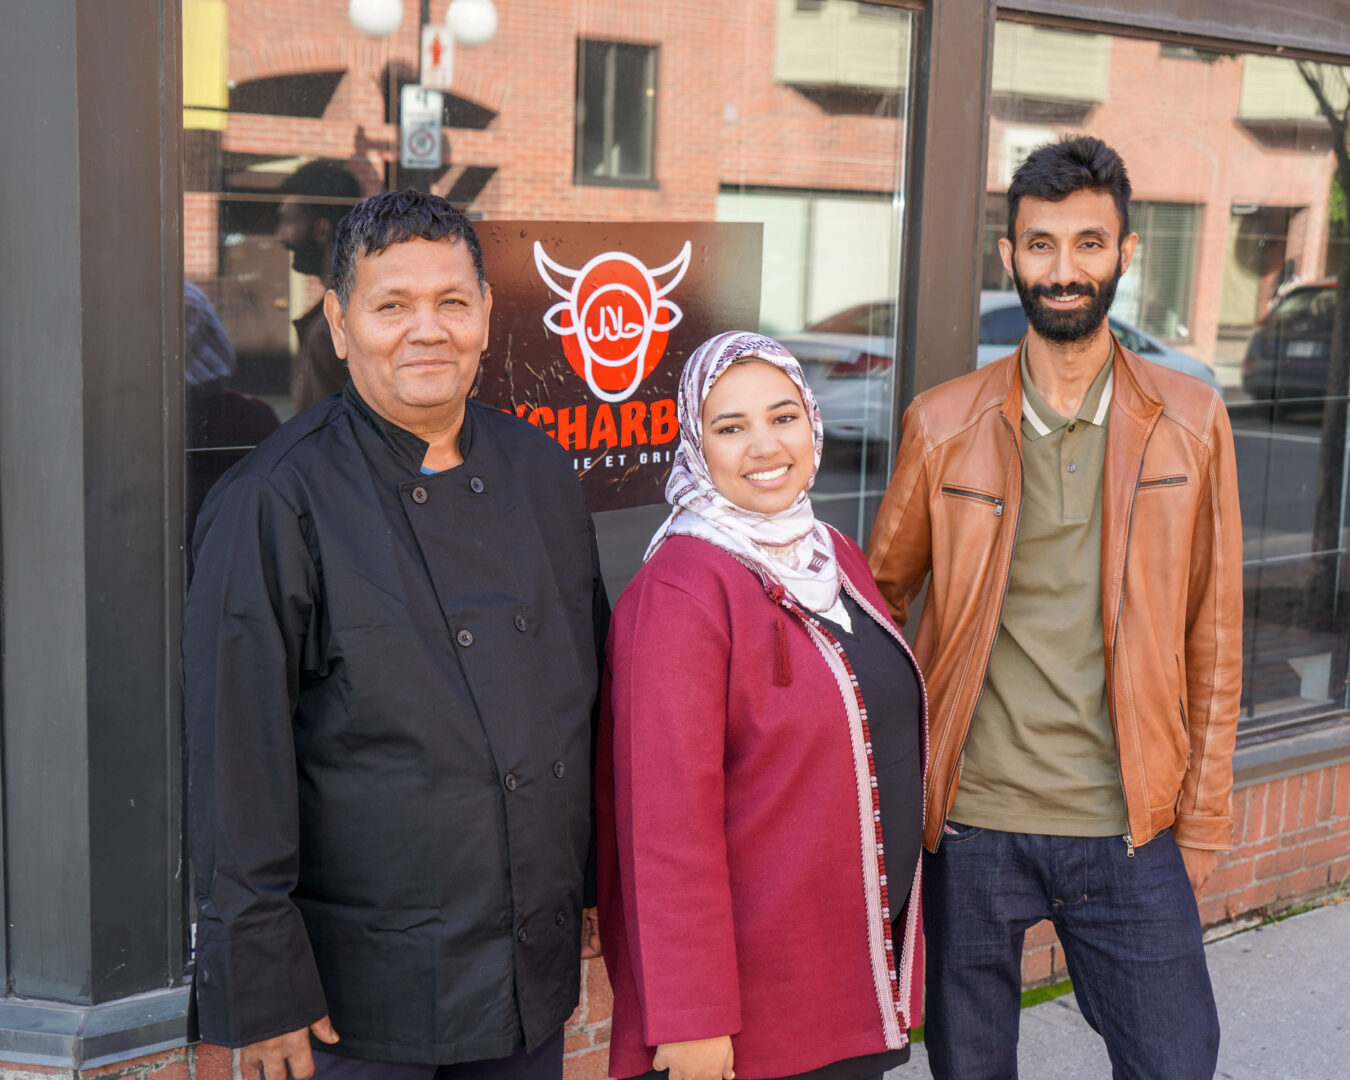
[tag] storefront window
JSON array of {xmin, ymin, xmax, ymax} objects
[
  {"xmin": 987, "ymin": 21, "xmax": 1350, "ymax": 731},
  {"xmin": 181, "ymin": 0, "xmax": 913, "ymax": 593}
]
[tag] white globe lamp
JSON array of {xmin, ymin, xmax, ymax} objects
[
  {"xmin": 348, "ymin": 0, "xmax": 404, "ymax": 37},
  {"xmin": 446, "ymin": 0, "xmax": 498, "ymax": 46}
]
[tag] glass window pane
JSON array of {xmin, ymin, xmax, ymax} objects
[
  {"xmin": 989, "ymin": 21, "xmax": 1350, "ymax": 730},
  {"xmin": 577, "ymin": 42, "xmax": 609, "ymax": 177},
  {"xmin": 182, "ymin": 0, "xmax": 913, "ymax": 595},
  {"xmin": 610, "ymin": 44, "xmax": 652, "ymax": 177}
]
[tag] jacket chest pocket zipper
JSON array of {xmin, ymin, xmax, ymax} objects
[
  {"xmin": 940, "ymin": 486, "xmax": 1005, "ymax": 516},
  {"xmin": 1138, "ymin": 475, "xmax": 1188, "ymax": 490}
]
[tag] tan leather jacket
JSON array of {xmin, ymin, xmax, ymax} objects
[{"xmin": 868, "ymin": 339, "xmax": 1242, "ymax": 855}]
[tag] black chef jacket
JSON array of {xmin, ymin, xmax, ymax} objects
[
  {"xmin": 183, "ymin": 384, "xmax": 608, "ymax": 1064},
  {"xmin": 291, "ymin": 299, "xmax": 348, "ymax": 413}
]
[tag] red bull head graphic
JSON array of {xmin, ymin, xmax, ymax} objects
[{"xmin": 533, "ymin": 241, "xmax": 692, "ymax": 403}]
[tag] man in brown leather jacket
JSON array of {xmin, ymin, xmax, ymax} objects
[
  {"xmin": 869, "ymin": 136, "xmax": 1240, "ymax": 1079},
  {"xmin": 275, "ymin": 160, "xmax": 362, "ymax": 414}
]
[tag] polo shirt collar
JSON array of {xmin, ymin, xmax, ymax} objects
[{"xmin": 1019, "ymin": 339, "xmax": 1114, "ymax": 439}]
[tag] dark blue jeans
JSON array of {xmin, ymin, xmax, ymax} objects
[{"xmin": 923, "ymin": 825, "xmax": 1219, "ymax": 1080}]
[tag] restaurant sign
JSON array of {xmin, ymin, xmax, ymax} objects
[{"xmin": 476, "ymin": 222, "xmax": 763, "ymax": 511}]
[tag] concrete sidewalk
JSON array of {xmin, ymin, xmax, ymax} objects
[{"xmin": 888, "ymin": 900, "xmax": 1350, "ymax": 1079}]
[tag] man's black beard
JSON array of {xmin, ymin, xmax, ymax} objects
[
  {"xmin": 1012, "ymin": 256, "xmax": 1123, "ymax": 344},
  {"xmin": 288, "ymin": 233, "xmax": 327, "ymax": 279}
]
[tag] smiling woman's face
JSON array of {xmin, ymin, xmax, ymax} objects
[{"xmin": 700, "ymin": 360, "xmax": 814, "ymax": 515}]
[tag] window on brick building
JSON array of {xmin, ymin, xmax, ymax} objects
[
  {"xmin": 575, "ymin": 40, "xmax": 658, "ymax": 186},
  {"xmin": 1113, "ymin": 200, "xmax": 1199, "ymax": 342}
]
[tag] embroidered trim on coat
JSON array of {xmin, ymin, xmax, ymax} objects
[
  {"xmin": 800, "ymin": 615, "xmax": 906, "ymax": 1048},
  {"xmin": 726, "ymin": 542, "xmax": 929, "ymax": 1047},
  {"xmin": 842, "ymin": 575, "xmax": 930, "ymax": 1032}
]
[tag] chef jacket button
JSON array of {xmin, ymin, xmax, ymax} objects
[
  {"xmin": 470, "ymin": 476, "xmax": 485, "ymax": 493},
  {"xmin": 457, "ymin": 629, "xmax": 474, "ymax": 647},
  {"xmin": 517, "ymin": 925, "xmax": 529, "ymax": 942},
  {"xmin": 514, "ymin": 614, "xmax": 528, "ymax": 632},
  {"xmin": 504, "ymin": 772, "xmax": 518, "ymax": 791},
  {"xmin": 553, "ymin": 761, "xmax": 566, "ymax": 779},
  {"xmin": 555, "ymin": 910, "xmax": 567, "ymax": 926},
  {"xmin": 411, "ymin": 485, "xmax": 429, "ymax": 504}
]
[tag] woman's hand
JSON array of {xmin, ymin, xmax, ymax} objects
[
  {"xmin": 653, "ymin": 1036, "xmax": 735, "ymax": 1080},
  {"xmin": 580, "ymin": 906, "xmax": 602, "ymax": 959}
]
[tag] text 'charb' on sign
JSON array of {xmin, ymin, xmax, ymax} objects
[{"xmin": 474, "ymin": 222, "xmax": 764, "ymax": 512}]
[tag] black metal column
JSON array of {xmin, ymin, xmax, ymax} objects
[
  {"xmin": 899, "ymin": 0, "xmax": 997, "ymax": 404},
  {"xmin": 0, "ymin": 0, "xmax": 185, "ymax": 1038}
]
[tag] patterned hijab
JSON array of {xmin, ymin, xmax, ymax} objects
[{"xmin": 645, "ymin": 330, "xmax": 849, "ymax": 629}]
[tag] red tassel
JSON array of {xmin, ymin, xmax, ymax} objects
[{"xmin": 773, "ymin": 616, "xmax": 792, "ymax": 687}]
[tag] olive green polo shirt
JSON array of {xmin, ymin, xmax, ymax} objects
[{"xmin": 949, "ymin": 345, "xmax": 1128, "ymax": 836}]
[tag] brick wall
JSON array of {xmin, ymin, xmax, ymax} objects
[
  {"xmin": 0, "ymin": 1043, "xmax": 232, "ymax": 1080},
  {"xmin": 563, "ymin": 958, "xmax": 614, "ymax": 1080},
  {"xmin": 191, "ymin": 0, "xmax": 912, "ymax": 247},
  {"xmin": 1019, "ymin": 760, "xmax": 1350, "ymax": 988}
]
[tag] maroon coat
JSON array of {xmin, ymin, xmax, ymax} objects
[{"xmin": 597, "ymin": 532, "xmax": 926, "ymax": 1080}]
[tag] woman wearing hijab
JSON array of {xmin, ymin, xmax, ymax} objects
[{"xmin": 596, "ymin": 332, "xmax": 926, "ymax": 1080}]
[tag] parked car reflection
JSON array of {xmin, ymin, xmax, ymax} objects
[
  {"xmin": 777, "ymin": 302, "xmax": 898, "ymax": 444},
  {"xmin": 1241, "ymin": 278, "xmax": 1337, "ymax": 401},
  {"xmin": 777, "ymin": 291, "xmax": 1221, "ymax": 445}
]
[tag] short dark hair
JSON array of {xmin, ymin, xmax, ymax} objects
[
  {"xmin": 278, "ymin": 159, "xmax": 362, "ymax": 230},
  {"xmin": 331, "ymin": 189, "xmax": 486, "ymax": 309},
  {"xmin": 1006, "ymin": 136, "xmax": 1131, "ymax": 241}
]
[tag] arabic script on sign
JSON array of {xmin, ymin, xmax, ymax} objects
[{"xmin": 534, "ymin": 241, "xmax": 692, "ymax": 402}]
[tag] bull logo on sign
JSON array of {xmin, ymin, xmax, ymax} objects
[{"xmin": 533, "ymin": 241, "xmax": 692, "ymax": 403}]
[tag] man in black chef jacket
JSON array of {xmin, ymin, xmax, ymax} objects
[{"xmin": 183, "ymin": 190, "xmax": 607, "ymax": 1080}]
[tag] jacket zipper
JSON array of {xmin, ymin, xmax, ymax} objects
[
  {"xmin": 1115, "ymin": 460, "xmax": 1181, "ymax": 856},
  {"xmin": 934, "ymin": 417, "xmax": 1022, "ymax": 848},
  {"xmin": 1112, "ymin": 444, "xmax": 1157, "ymax": 859},
  {"xmin": 1176, "ymin": 653, "xmax": 1192, "ymax": 770},
  {"xmin": 940, "ymin": 485, "xmax": 1005, "ymax": 516}
]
